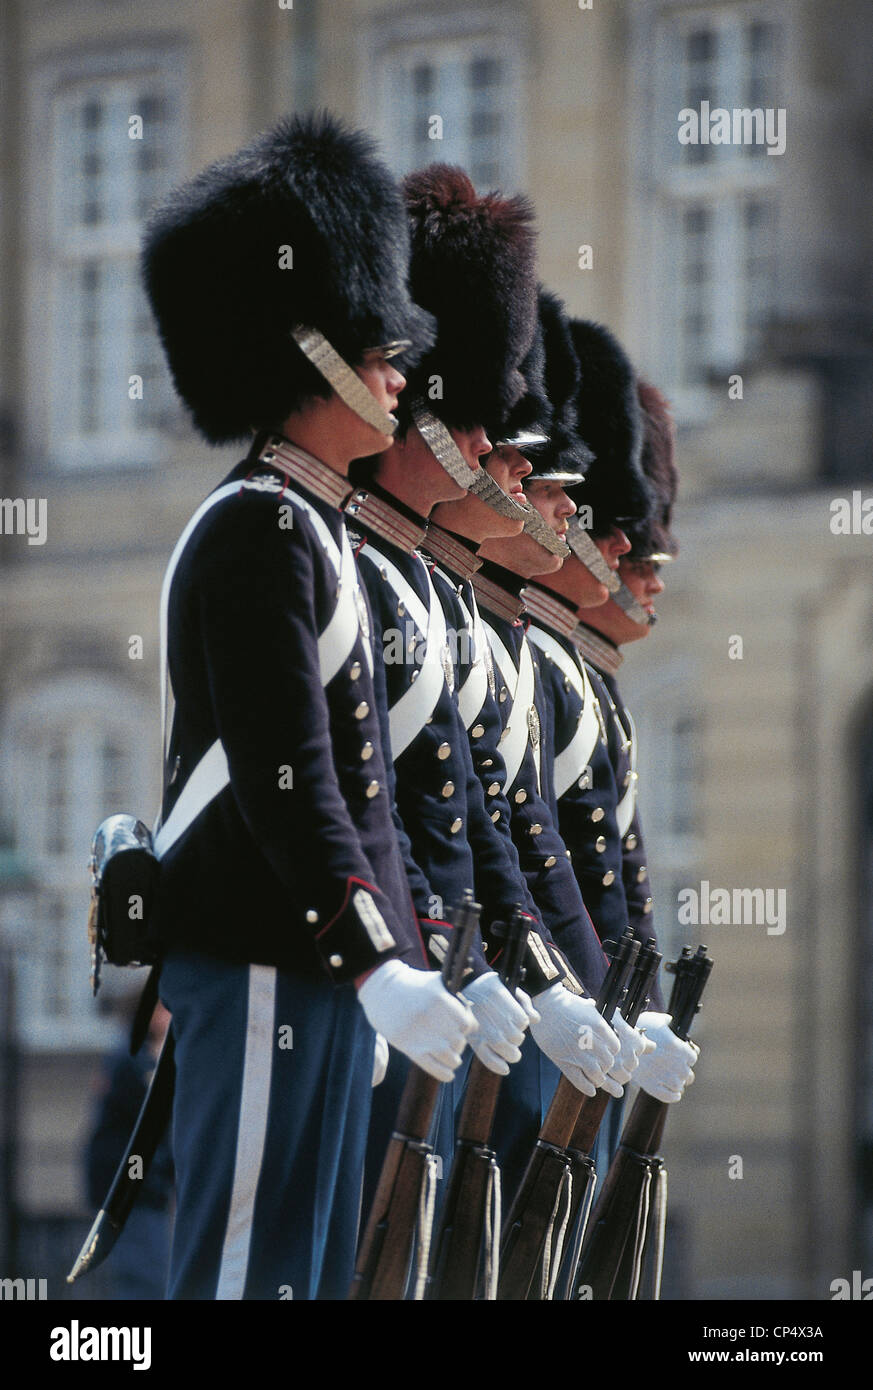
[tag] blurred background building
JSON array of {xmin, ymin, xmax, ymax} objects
[{"xmin": 0, "ymin": 0, "xmax": 870, "ymax": 1299}]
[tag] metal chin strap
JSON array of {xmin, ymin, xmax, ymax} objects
[
  {"xmin": 566, "ymin": 521, "xmax": 654, "ymax": 626},
  {"xmin": 291, "ymin": 326, "xmax": 399, "ymax": 436},
  {"xmin": 522, "ymin": 504, "xmax": 571, "ymax": 558},
  {"xmin": 467, "ymin": 467, "xmax": 532, "ymax": 520},
  {"xmin": 410, "ymin": 399, "xmax": 479, "ymax": 489}
]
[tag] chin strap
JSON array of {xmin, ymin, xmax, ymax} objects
[
  {"xmin": 523, "ymin": 505, "xmax": 571, "ymax": 558},
  {"xmin": 467, "ymin": 468, "xmax": 532, "ymax": 520},
  {"xmin": 291, "ymin": 326, "xmax": 398, "ymax": 436},
  {"xmin": 566, "ymin": 520, "xmax": 654, "ymax": 626},
  {"xmin": 411, "ymin": 399, "xmax": 479, "ymax": 489}
]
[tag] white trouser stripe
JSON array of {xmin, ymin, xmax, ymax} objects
[{"xmin": 215, "ymin": 964, "xmax": 276, "ymax": 1300}]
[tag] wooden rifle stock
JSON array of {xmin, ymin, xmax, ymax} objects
[
  {"xmin": 497, "ymin": 929, "xmax": 640, "ymax": 1301},
  {"xmin": 572, "ymin": 945, "xmax": 713, "ymax": 1301},
  {"xmin": 349, "ymin": 891, "xmax": 482, "ymax": 1301},
  {"xmin": 428, "ymin": 909, "xmax": 531, "ymax": 1301}
]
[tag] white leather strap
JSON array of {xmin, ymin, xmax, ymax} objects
[
  {"xmin": 360, "ymin": 544, "xmax": 448, "ymax": 761},
  {"xmin": 615, "ymin": 706, "xmax": 638, "ymax": 838},
  {"xmin": 155, "ymin": 478, "xmax": 361, "ymax": 858},
  {"xmin": 528, "ymin": 626, "xmax": 601, "ymax": 801},
  {"xmin": 483, "ymin": 623, "xmax": 537, "ymax": 791}
]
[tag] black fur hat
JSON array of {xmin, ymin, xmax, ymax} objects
[
  {"xmin": 567, "ymin": 320, "xmax": 650, "ymax": 535},
  {"xmin": 625, "ymin": 381, "xmax": 679, "ymax": 560},
  {"xmin": 399, "ymin": 165, "xmax": 538, "ymax": 437},
  {"xmin": 142, "ymin": 112, "xmax": 435, "ymax": 444},
  {"xmin": 522, "ymin": 290, "xmax": 592, "ymax": 482}
]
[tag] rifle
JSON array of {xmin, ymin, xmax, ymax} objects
[
  {"xmin": 427, "ymin": 906, "xmax": 531, "ymax": 1301},
  {"xmin": 553, "ymin": 936, "xmax": 662, "ymax": 1300},
  {"xmin": 497, "ymin": 927, "xmax": 640, "ymax": 1301},
  {"xmin": 67, "ymin": 1029, "xmax": 175, "ymax": 1284},
  {"xmin": 572, "ymin": 943, "xmax": 713, "ymax": 1301},
  {"xmin": 349, "ymin": 890, "xmax": 481, "ymax": 1301}
]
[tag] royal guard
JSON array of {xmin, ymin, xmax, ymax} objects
[{"xmin": 141, "ymin": 114, "xmax": 475, "ymax": 1300}]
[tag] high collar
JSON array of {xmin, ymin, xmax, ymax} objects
[
  {"xmin": 421, "ymin": 521, "xmax": 483, "ymax": 581},
  {"xmin": 572, "ymin": 622, "xmax": 624, "ymax": 676},
  {"xmin": 343, "ymin": 476, "xmax": 429, "ymax": 554},
  {"xmin": 252, "ymin": 432, "xmax": 354, "ymax": 512},
  {"xmin": 471, "ymin": 559, "xmax": 527, "ymax": 624},
  {"xmin": 524, "ymin": 582, "xmax": 580, "ymax": 639}
]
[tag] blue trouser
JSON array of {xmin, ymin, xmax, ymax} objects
[{"xmin": 161, "ymin": 950, "xmax": 375, "ymax": 1300}]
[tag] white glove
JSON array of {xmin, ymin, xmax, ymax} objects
[
  {"xmin": 607, "ymin": 1010, "xmax": 654, "ymax": 1086},
  {"xmin": 461, "ymin": 971, "xmax": 540, "ymax": 1075},
  {"xmin": 358, "ymin": 960, "xmax": 476, "ymax": 1083},
  {"xmin": 371, "ymin": 1032, "xmax": 389, "ymax": 1088},
  {"xmin": 529, "ymin": 986, "xmax": 621, "ymax": 1097},
  {"xmin": 635, "ymin": 1011, "xmax": 699, "ymax": 1102}
]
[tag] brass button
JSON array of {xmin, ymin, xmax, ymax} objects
[
  {"xmin": 498, "ymin": 686, "xmax": 508, "ymax": 703},
  {"xmin": 643, "ymin": 897, "xmax": 653, "ymax": 914},
  {"xmin": 487, "ymin": 781, "xmax": 500, "ymax": 796},
  {"xmin": 360, "ymin": 741, "xmax": 374, "ymax": 761},
  {"xmin": 471, "ymin": 723, "xmax": 485, "ymax": 739},
  {"xmin": 625, "ymin": 832, "xmax": 638, "ymax": 850},
  {"xmin": 481, "ymin": 759, "xmax": 493, "ymax": 768},
  {"xmin": 354, "ymin": 701, "xmax": 369, "ymax": 720},
  {"xmin": 544, "ymin": 856, "xmax": 556, "ymax": 868},
  {"xmin": 565, "ymin": 849, "xmax": 572, "ymax": 859},
  {"xmin": 410, "ymin": 669, "xmax": 419, "ymax": 682},
  {"xmin": 602, "ymin": 870, "xmax": 615, "ymax": 887},
  {"xmin": 623, "ymin": 770, "xmax": 632, "ymax": 787},
  {"xmin": 329, "ymin": 953, "xmax": 343, "ymax": 968},
  {"xmin": 366, "ymin": 780, "xmax": 380, "ymax": 798},
  {"xmin": 437, "ymin": 742, "xmax": 451, "ymax": 760},
  {"xmin": 407, "ymin": 637, "xmax": 417, "ymax": 654},
  {"xmin": 397, "ymin": 601, "xmax": 406, "ymax": 618},
  {"xmin": 514, "ymin": 789, "xmax": 527, "ymax": 805},
  {"xmin": 591, "ymin": 807, "xmax": 604, "ymax": 823},
  {"xmin": 379, "ymin": 566, "xmax": 388, "ymax": 580},
  {"xmin": 349, "ymin": 661, "xmax": 362, "ymax": 680},
  {"xmin": 450, "ymin": 818, "xmax": 463, "ymax": 834},
  {"xmin": 637, "ymin": 866, "xmax": 648, "ymax": 883},
  {"xmin": 306, "ymin": 909, "xmax": 319, "ymax": 924},
  {"xmin": 578, "ymin": 773, "xmax": 590, "ymax": 789},
  {"xmin": 595, "ymin": 835, "xmax": 606, "ymax": 853},
  {"xmin": 441, "ymin": 781, "xmax": 455, "ymax": 798},
  {"xmin": 529, "ymin": 824, "xmax": 542, "ymax": 837},
  {"xmin": 491, "ymin": 810, "xmax": 500, "ymax": 823}
]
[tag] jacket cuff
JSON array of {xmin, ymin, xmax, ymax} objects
[
  {"xmin": 314, "ymin": 876, "xmax": 408, "ymax": 984},
  {"xmin": 419, "ymin": 918, "xmax": 486, "ymax": 983}
]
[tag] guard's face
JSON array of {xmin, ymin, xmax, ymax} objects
[
  {"xmin": 449, "ymin": 425, "xmax": 492, "ymax": 473},
  {"xmin": 355, "ymin": 352, "xmax": 407, "ymax": 441},
  {"xmin": 618, "ymin": 557, "xmax": 665, "ymax": 622},
  {"xmin": 486, "ymin": 444, "xmax": 532, "ymax": 502},
  {"xmin": 593, "ymin": 526, "xmax": 632, "ymax": 568},
  {"xmin": 524, "ymin": 479, "xmax": 577, "ymax": 538}
]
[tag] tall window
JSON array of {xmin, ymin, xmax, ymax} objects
[
  {"xmin": 46, "ymin": 67, "xmax": 184, "ymax": 467},
  {"xmin": 373, "ymin": 12, "xmax": 524, "ymax": 191},
  {"xmin": 0, "ymin": 676, "xmax": 156, "ymax": 1048},
  {"xmin": 641, "ymin": 7, "xmax": 784, "ymax": 400}
]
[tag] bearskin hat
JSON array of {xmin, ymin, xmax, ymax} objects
[
  {"xmin": 567, "ymin": 320, "xmax": 650, "ymax": 535},
  {"xmin": 625, "ymin": 381, "xmax": 679, "ymax": 560},
  {"xmin": 521, "ymin": 290, "xmax": 591, "ymax": 483},
  {"xmin": 399, "ymin": 165, "xmax": 538, "ymax": 437},
  {"xmin": 142, "ymin": 112, "xmax": 435, "ymax": 444}
]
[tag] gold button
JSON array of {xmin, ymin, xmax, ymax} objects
[
  {"xmin": 529, "ymin": 824, "xmax": 542, "ymax": 837},
  {"xmin": 578, "ymin": 773, "xmax": 590, "ymax": 789},
  {"xmin": 450, "ymin": 818, "xmax": 463, "ymax": 834},
  {"xmin": 410, "ymin": 669, "xmax": 419, "ymax": 682},
  {"xmin": 481, "ymin": 759, "xmax": 493, "ymax": 768},
  {"xmin": 643, "ymin": 897, "xmax": 653, "ymax": 914},
  {"xmin": 360, "ymin": 741, "xmax": 374, "ymax": 761},
  {"xmin": 329, "ymin": 953, "xmax": 343, "ymax": 968},
  {"xmin": 306, "ymin": 909, "xmax": 319, "ymax": 924},
  {"xmin": 441, "ymin": 781, "xmax": 455, "ymax": 798},
  {"xmin": 595, "ymin": 836, "xmax": 606, "ymax": 853},
  {"xmin": 602, "ymin": 871, "xmax": 615, "ymax": 887},
  {"xmin": 437, "ymin": 742, "xmax": 451, "ymax": 760},
  {"xmin": 625, "ymin": 832, "xmax": 638, "ymax": 850},
  {"xmin": 637, "ymin": 866, "xmax": 648, "ymax": 883},
  {"xmin": 487, "ymin": 782, "xmax": 500, "ymax": 796},
  {"xmin": 397, "ymin": 601, "xmax": 406, "ymax": 617},
  {"xmin": 565, "ymin": 849, "xmax": 572, "ymax": 859},
  {"xmin": 471, "ymin": 723, "xmax": 485, "ymax": 739},
  {"xmin": 491, "ymin": 810, "xmax": 500, "ymax": 823},
  {"xmin": 498, "ymin": 686, "xmax": 508, "ymax": 703},
  {"xmin": 349, "ymin": 661, "xmax": 362, "ymax": 680},
  {"xmin": 623, "ymin": 771, "xmax": 632, "ymax": 787},
  {"xmin": 544, "ymin": 856, "xmax": 556, "ymax": 868},
  {"xmin": 563, "ymin": 675, "xmax": 571, "ymax": 690},
  {"xmin": 379, "ymin": 566, "xmax": 388, "ymax": 580},
  {"xmin": 366, "ymin": 780, "xmax": 380, "ymax": 798},
  {"xmin": 407, "ymin": 637, "xmax": 417, "ymax": 654},
  {"xmin": 514, "ymin": 789, "xmax": 527, "ymax": 804},
  {"xmin": 591, "ymin": 807, "xmax": 604, "ymax": 823},
  {"xmin": 355, "ymin": 702, "xmax": 369, "ymax": 720}
]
